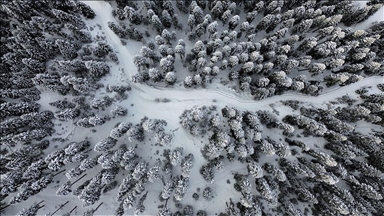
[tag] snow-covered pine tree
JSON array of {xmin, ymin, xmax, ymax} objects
[
  {"xmin": 79, "ymin": 156, "xmax": 99, "ymax": 171},
  {"xmin": 98, "ymin": 151, "xmax": 118, "ymax": 170},
  {"xmin": 16, "ymin": 200, "xmax": 44, "ymax": 216},
  {"xmin": 65, "ymin": 140, "xmax": 90, "ymax": 156},
  {"xmin": 263, "ymin": 163, "xmax": 287, "ymax": 182},
  {"xmin": 112, "ymin": 201, "xmax": 124, "ymax": 216},
  {"xmin": 94, "ymin": 137, "xmax": 118, "ymax": 152},
  {"xmin": 183, "ymin": 205, "xmax": 194, "ymax": 216},
  {"xmin": 147, "ymin": 159, "xmax": 161, "ymax": 183},
  {"xmin": 170, "ymin": 147, "xmax": 183, "ymax": 166},
  {"xmin": 151, "ymin": 15, "xmax": 164, "ymax": 33},
  {"xmin": 228, "ymin": 15, "xmax": 240, "ymax": 31},
  {"xmin": 124, "ymin": 6, "xmax": 141, "ymax": 25},
  {"xmin": 160, "ymin": 176, "xmax": 175, "ymax": 200},
  {"xmin": 134, "ymin": 191, "xmax": 148, "ymax": 215},
  {"xmin": 200, "ymin": 164, "xmax": 214, "ymax": 183},
  {"xmin": 160, "ymin": 10, "xmax": 172, "ymax": 29},
  {"xmin": 247, "ymin": 160, "xmax": 263, "ymax": 179},
  {"xmin": 57, "ymin": 174, "xmax": 87, "ymax": 196},
  {"xmin": 173, "ymin": 176, "xmax": 189, "ymax": 202},
  {"xmin": 110, "ymin": 122, "xmax": 132, "ymax": 139},
  {"xmin": 208, "ymin": 21, "xmax": 219, "ymax": 38},
  {"xmin": 164, "ymin": 72, "xmax": 177, "ymax": 85},
  {"xmin": 156, "ymin": 201, "xmax": 172, "ymax": 216},
  {"xmin": 126, "ymin": 124, "xmax": 145, "ymax": 142},
  {"xmin": 132, "ymin": 161, "xmax": 148, "ymax": 180},
  {"xmin": 181, "ymin": 153, "xmax": 194, "ymax": 178}
]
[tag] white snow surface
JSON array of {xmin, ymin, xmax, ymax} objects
[{"xmin": 3, "ymin": 1, "xmax": 383, "ymax": 215}]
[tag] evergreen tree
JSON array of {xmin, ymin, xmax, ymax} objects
[
  {"xmin": 170, "ymin": 147, "xmax": 183, "ymax": 166},
  {"xmin": 84, "ymin": 61, "xmax": 110, "ymax": 79},
  {"xmin": 264, "ymin": 163, "xmax": 287, "ymax": 182},
  {"xmin": 124, "ymin": 6, "xmax": 141, "ymax": 25},
  {"xmin": 161, "ymin": 10, "xmax": 172, "ymax": 28},
  {"xmin": 160, "ymin": 176, "xmax": 175, "ymax": 200},
  {"xmin": 94, "ymin": 137, "xmax": 118, "ymax": 152},
  {"xmin": 221, "ymin": 9, "xmax": 232, "ymax": 26},
  {"xmin": 200, "ymin": 164, "xmax": 214, "ymax": 183},
  {"xmin": 184, "ymin": 76, "xmax": 194, "ymax": 88},
  {"xmin": 321, "ymin": 191, "xmax": 350, "ymax": 215},
  {"xmin": 148, "ymin": 159, "xmax": 162, "ymax": 183},
  {"xmin": 211, "ymin": 1, "xmax": 223, "ymax": 19},
  {"xmin": 132, "ymin": 161, "xmax": 148, "ymax": 180},
  {"xmin": 173, "ymin": 176, "xmax": 189, "ymax": 201},
  {"xmin": 247, "ymin": 160, "xmax": 263, "ymax": 179},
  {"xmin": 57, "ymin": 174, "xmax": 87, "ymax": 196},
  {"xmin": 110, "ymin": 122, "xmax": 132, "ymax": 139},
  {"xmin": 183, "ymin": 205, "xmax": 194, "ymax": 216},
  {"xmin": 52, "ymin": 9, "xmax": 86, "ymax": 29},
  {"xmin": 164, "ymin": 72, "xmax": 177, "ymax": 85},
  {"xmin": 66, "ymin": 166, "xmax": 85, "ymax": 180},
  {"xmin": 157, "ymin": 202, "xmax": 171, "ymax": 216},
  {"xmin": 134, "ymin": 191, "xmax": 148, "ymax": 215},
  {"xmin": 208, "ymin": 21, "xmax": 219, "ymax": 38},
  {"xmin": 181, "ymin": 153, "xmax": 194, "ymax": 178},
  {"xmin": 126, "ymin": 124, "xmax": 145, "ymax": 142},
  {"xmin": 76, "ymin": 2, "xmax": 96, "ymax": 19},
  {"xmin": 55, "ymin": 39, "xmax": 79, "ymax": 60},
  {"xmin": 79, "ymin": 156, "xmax": 99, "ymax": 171},
  {"xmin": 16, "ymin": 200, "xmax": 44, "ymax": 216},
  {"xmin": 228, "ymin": 15, "xmax": 240, "ymax": 31},
  {"xmin": 65, "ymin": 140, "xmax": 90, "ymax": 156},
  {"xmin": 151, "ymin": 15, "xmax": 164, "ymax": 32},
  {"xmin": 114, "ymin": 202, "xmax": 124, "ymax": 216}
]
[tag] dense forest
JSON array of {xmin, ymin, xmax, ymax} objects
[{"xmin": 0, "ymin": 0, "xmax": 383, "ymax": 215}]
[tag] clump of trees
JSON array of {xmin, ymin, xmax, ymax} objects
[
  {"xmin": 127, "ymin": 0, "xmax": 382, "ymax": 100},
  {"xmin": 179, "ymin": 105, "xmax": 220, "ymax": 137}
]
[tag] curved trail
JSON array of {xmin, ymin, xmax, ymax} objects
[{"xmin": 87, "ymin": 1, "xmax": 383, "ymax": 112}]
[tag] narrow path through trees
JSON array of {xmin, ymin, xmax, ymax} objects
[{"xmin": 85, "ymin": 1, "xmax": 383, "ymax": 115}]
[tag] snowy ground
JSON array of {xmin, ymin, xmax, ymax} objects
[{"xmin": 3, "ymin": 1, "xmax": 383, "ymax": 215}]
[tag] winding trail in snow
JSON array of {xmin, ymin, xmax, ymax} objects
[{"xmin": 86, "ymin": 1, "xmax": 383, "ymax": 113}]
